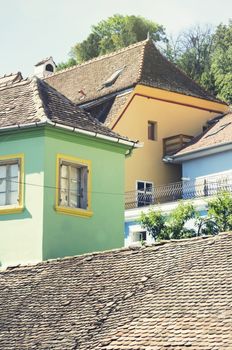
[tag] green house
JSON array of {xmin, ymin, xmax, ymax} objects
[{"xmin": 0, "ymin": 76, "xmax": 137, "ymax": 267}]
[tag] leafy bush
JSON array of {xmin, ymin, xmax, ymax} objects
[{"xmin": 140, "ymin": 191, "xmax": 232, "ymax": 240}]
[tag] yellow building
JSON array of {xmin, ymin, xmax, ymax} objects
[{"xmin": 45, "ymin": 39, "xmax": 229, "ymax": 201}]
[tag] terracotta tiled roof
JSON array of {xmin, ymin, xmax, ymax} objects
[
  {"xmin": 45, "ymin": 39, "xmax": 224, "ymax": 105},
  {"xmin": 0, "ymin": 77, "xmax": 129, "ymax": 140},
  {"xmin": 0, "ymin": 72, "xmax": 23, "ymax": 87},
  {"xmin": 174, "ymin": 112, "xmax": 232, "ymax": 157},
  {"xmin": 1, "ymin": 233, "xmax": 232, "ymax": 349},
  {"xmin": 85, "ymin": 91, "xmax": 131, "ymax": 127}
]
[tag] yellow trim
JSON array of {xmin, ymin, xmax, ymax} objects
[
  {"xmin": 55, "ymin": 154, "xmax": 92, "ymax": 218},
  {"xmin": 0, "ymin": 153, "xmax": 24, "ymax": 215},
  {"xmin": 135, "ymin": 85, "xmax": 229, "ymax": 112}
]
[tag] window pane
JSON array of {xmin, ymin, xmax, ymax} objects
[
  {"xmin": 137, "ymin": 182, "xmax": 145, "ymax": 191},
  {"xmin": 8, "ymin": 191, "xmax": 18, "ymax": 205},
  {"xmin": 70, "ymin": 165, "xmax": 78, "ymax": 179},
  {"xmin": 60, "ymin": 178, "xmax": 68, "ymax": 206},
  {"xmin": 70, "ymin": 193, "xmax": 78, "ymax": 208},
  {"xmin": 60, "ymin": 178, "xmax": 68, "ymax": 191},
  {"xmin": 146, "ymin": 183, "xmax": 153, "ymax": 192},
  {"xmin": 0, "ymin": 193, "xmax": 6, "ymax": 205},
  {"xmin": 60, "ymin": 164, "xmax": 68, "ymax": 178},
  {"xmin": 60, "ymin": 190, "xmax": 68, "ymax": 206},
  {"xmin": 148, "ymin": 121, "xmax": 156, "ymax": 140},
  {"xmin": 10, "ymin": 176, "xmax": 18, "ymax": 192},
  {"xmin": 81, "ymin": 167, "xmax": 88, "ymax": 209},
  {"xmin": 10, "ymin": 164, "xmax": 18, "ymax": 177},
  {"xmin": 70, "ymin": 177, "xmax": 78, "ymax": 191},
  {"xmin": 0, "ymin": 179, "xmax": 6, "ymax": 192},
  {"xmin": 0, "ymin": 165, "xmax": 6, "ymax": 178}
]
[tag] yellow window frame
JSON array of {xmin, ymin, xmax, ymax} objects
[
  {"xmin": 0, "ymin": 153, "xmax": 24, "ymax": 214},
  {"xmin": 55, "ymin": 154, "xmax": 93, "ymax": 218}
]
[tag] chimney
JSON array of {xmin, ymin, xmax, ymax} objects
[{"xmin": 34, "ymin": 57, "xmax": 56, "ymax": 78}]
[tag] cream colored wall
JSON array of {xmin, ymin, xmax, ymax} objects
[{"xmin": 113, "ymin": 85, "xmax": 229, "ymax": 192}]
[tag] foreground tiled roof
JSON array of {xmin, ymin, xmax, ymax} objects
[
  {"xmin": 1, "ymin": 233, "xmax": 232, "ymax": 349},
  {"xmin": 0, "ymin": 77, "xmax": 128, "ymax": 140},
  {"xmin": 174, "ymin": 112, "xmax": 232, "ymax": 157},
  {"xmin": 45, "ymin": 39, "xmax": 223, "ymax": 105}
]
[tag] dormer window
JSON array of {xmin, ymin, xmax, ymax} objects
[
  {"xmin": 103, "ymin": 67, "xmax": 124, "ymax": 87},
  {"xmin": 34, "ymin": 57, "xmax": 56, "ymax": 78},
  {"xmin": 45, "ymin": 64, "xmax": 54, "ymax": 73}
]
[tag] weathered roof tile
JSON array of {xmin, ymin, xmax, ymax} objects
[
  {"xmin": 0, "ymin": 77, "xmax": 129, "ymax": 140},
  {"xmin": 174, "ymin": 112, "xmax": 232, "ymax": 157},
  {"xmin": 45, "ymin": 39, "xmax": 224, "ymax": 105},
  {"xmin": 1, "ymin": 233, "xmax": 232, "ymax": 348}
]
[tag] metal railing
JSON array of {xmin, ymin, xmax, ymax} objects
[{"xmin": 125, "ymin": 174, "xmax": 232, "ymax": 209}]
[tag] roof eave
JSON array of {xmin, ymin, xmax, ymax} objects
[
  {"xmin": 164, "ymin": 142, "xmax": 232, "ymax": 163},
  {"xmin": 0, "ymin": 120, "xmax": 140, "ymax": 149}
]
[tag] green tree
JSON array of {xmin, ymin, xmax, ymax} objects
[
  {"xmin": 56, "ymin": 58, "xmax": 77, "ymax": 71},
  {"xmin": 202, "ymin": 191, "xmax": 232, "ymax": 234},
  {"xmin": 140, "ymin": 209, "xmax": 166, "ymax": 240},
  {"xmin": 210, "ymin": 21, "xmax": 232, "ymax": 103},
  {"xmin": 140, "ymin": 202, "xmax": 197, "ymax": 241},
  {"xmin": 165, "ymin": 202, "xmax": 197, "ymax": 239},
  {"xmin": 57, "ymin": 14, "xmax": 166, "ymax": 70},
  {"xmin": 164, "ymin": 25, "xmax": 215, "ymax": 92},
  {"xmin": 164, "ymin": 21, "xmax": 232, "ymax": 103}
]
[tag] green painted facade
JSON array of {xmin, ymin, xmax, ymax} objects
[{"xmin": 0, "ymin": 126, "xmax": 128, "ymax": 267}]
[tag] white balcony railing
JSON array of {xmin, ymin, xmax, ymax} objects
[{"xmin": 125, "ymin": 173, "xmax": 232, "ymax": 209}]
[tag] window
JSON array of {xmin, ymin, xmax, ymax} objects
[
  {"xmin": 137, "ymin": 181, "xmax": 154, "ymax": 207},
  {"xmin": 148, "ymin": 121, "xmax": 157, "ymax": 140},
  {"xmin": 133, "ymin": 231, "xmax": 147, "ymax": 243},
  {"xmin": 0, "ymin": 154, "xmax": 24, "ymax": 214},
  {"xmin": 56, "ymin": 155, "xmax": 92, "ymax": 217},
  {"xmin": 103, "ymin": 67, "xmax": 124, "ymax": 87},
  {"xmin": 45, "ymin": 64, "xmax": 54, "ymax": 72}
]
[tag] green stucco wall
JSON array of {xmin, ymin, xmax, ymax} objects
[
  {"xmin": 0, "ymin": 130, "xmax": 44, "ymax": 267},
  {"xmin": 42, "ymin": 127, "xmax": 126, "ymax": 260},
  {"xmin": 0, "ymin": 126, "xmax": 128, "ymax": 266}
]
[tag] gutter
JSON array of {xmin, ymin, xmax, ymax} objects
[
  {"xmin": 0, "ymin": 120, "xmax": 141, "ymax": 149},
  {"xmin": 163, "ymin": 141, "xmax": 232, "ymax": 163}
]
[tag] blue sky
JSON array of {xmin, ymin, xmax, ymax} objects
[{"xmin": 0, "ymin": 0, "xmax": 231, "ymax": 77}]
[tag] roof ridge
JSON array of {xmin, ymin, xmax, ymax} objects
[
  {"xmin": 138, "ymin": 39, "xmax": 151, "ymax": 81},
  {"xmin": 44, "ymin": 39, "xmax": 149, "ymax": 80},
  {"xmin": 31, "ymin": 77, "xmax": 48, "ymax": 122},
  {"xmin": 0, "ymin": 78, "xmax": 30, "ymax": 91},
  {"xmin": 0, "ymin": 71, "xmax": 21, "ymax": 79},
  {"xmin": 152, "ymin": 47, "xmax": 224, "ymax": 104},
  {"xmin": 1, "ymin": 232, "xmax": 230, "ymax": 273}
]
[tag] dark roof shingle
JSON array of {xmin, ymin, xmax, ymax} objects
[
  {"xmin": 45, "ymin": 39, "xmax": 224, "ymax": 105},
  {"xmin": 1, "ymin": 233, "xmax": 232, "ymax": 349},
  {"xmin": 0, "ymin": 77, "xmax": 129, "ymax": 140}
]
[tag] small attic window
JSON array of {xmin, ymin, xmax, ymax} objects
[
  {"xmin": 103, "ymin": 67, "xmax": 124, "ymax": 87},
  {"xmin": 45, "ymin": 64, "xmax": 54, "ymax": 72}
]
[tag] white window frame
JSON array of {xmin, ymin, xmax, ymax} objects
[{"xmin": 136, "ymin": 180, "xmax": 154, "ymax": 207}]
